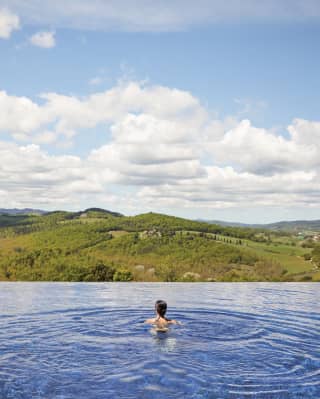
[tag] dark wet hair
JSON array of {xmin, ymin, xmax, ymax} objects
[{"xmin": 155, "ymin": 300, "xmax": 168, "ymax": 318}]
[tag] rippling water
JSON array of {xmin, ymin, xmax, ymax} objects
[{"xmin": 0, "ymin": 283, "xmax": 319, "ymax": 398}]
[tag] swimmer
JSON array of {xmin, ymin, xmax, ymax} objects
[{"xmin": 145, "ymin": 300, "xmax": 180, "ymax": 331}]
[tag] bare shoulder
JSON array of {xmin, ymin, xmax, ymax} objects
[
  {"xmin": 144, "ymin": 318, "xmax": 156, "ymax": 324},
  {"xmin": 168, "ymin": 319, "xmax": 181, "ymax": 325}
]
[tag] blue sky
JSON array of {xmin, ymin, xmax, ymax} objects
[{"xmin": 0, "ymin": 1, "xmax": 320, "ymax": 222}]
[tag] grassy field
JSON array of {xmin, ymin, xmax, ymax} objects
[
  {"xmin": 243, "ymin": 240, "xmax": 312, "ymax": 274},
  {"xmin": 182, "ymin": 232, "xmax": 314, "ymax": 276}
]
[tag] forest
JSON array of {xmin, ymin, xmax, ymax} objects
[{"xmin": 0, "ymin": 208, "xmax": 319, "ymax": 282}]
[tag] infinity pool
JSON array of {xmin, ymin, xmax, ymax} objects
[{"xmin": 0, "ymin": 283, "xmax": 319, "ymax": 398}]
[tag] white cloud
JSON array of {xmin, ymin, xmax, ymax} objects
[
  {"xmin": 136, "ymin": 167, "xmax": 319, "ymax": 209},
  {"xmin": 0, "ymin": 8, "xmax": 19, "ymax": 38},
  {"xmin": 0, "ymin": 90, "xmax": 52, "ymax": 133},
  {"xmin": 205, "ymin": 119, "xmax": 319, "ymax": 174},
  {"xmin": 288, "ymin": 118, "xmax": 320, "ymax": 147},
  {"xmin": 0, "ymin": 81, "xmax": 205, "ymax": 143},
  {"xmin": 1, "ymin": 1, "xmax": 319, "ymax": 32},
  {"xmin": 1, "ymin": 81, "xmax": 320, "ymax": 212},
  {"xmin": 0, "ymin": 141, "xmax": 103, "ymax": 208},
  {"xmin": 29, "ymin": 30, "xmax": 55, "ymax": 48}
]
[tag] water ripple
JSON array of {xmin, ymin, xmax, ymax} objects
[{"xmin": 0, "ymin": 283, "xmax": 319, "ymax": 398}]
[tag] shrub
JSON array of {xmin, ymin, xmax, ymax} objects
[
  {"xmin": 113, "ymin": 268, "xmax": 133, "ymax": 281},
  {"xmin": 87, "ymin": 262, "xmax": 115, "ymax": 281}
]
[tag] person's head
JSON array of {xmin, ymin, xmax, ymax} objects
[{"xmin": 155, "ymin": 300, "xmax": 167, "ymax": 317}]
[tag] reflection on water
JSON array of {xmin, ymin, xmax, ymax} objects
[
  {"xmin": 151, "ymin": 329, "xmax": 178, "ymax": 353},
  {"xmin": 0, "ymin": 282, "xmax": 319, "ymax": 398}
]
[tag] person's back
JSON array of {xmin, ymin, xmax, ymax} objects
[{"xmin": 145, "ymin": 300, "xmax": 179, "ymax": 331}]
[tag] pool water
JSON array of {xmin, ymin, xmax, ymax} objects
[{"xmin": 0, "ymin": 283, "xmax": 319, "ymax": 398}]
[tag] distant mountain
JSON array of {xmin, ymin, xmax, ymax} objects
[
  {"xmin": 261, "ymin": 220, "xmax": 320, "ymax": 232},
  {"xmin": 0, "ymin": 207, "xmax": 123, "ymax": 218},
  {"xmin": 0, "ymin": 208, "xmax": 46, "ymax": 215},
  {"xmin": 201, "ymin": 219, "xmax": 320, "ymax": 232}
]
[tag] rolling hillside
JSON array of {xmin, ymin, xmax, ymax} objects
[{"xmin": 0, "ymin": 209, "xmax": 319, "ymax": 282}]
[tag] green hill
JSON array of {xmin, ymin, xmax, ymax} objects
[{"xmin": 0, "ymin": 210, "xmax": 318, "ymax": 282}]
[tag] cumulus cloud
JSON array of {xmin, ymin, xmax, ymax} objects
[
  {"xmin": 288, "ymin": 118, "xmax": 320, "ymax": 147},
  {"xmin": 0, "ymin": 141, "xmax": 103, "ymax": 208},
  {"xmin": 0, "ymin": 81, "xmax": 320, "ymax": 212},
  {"xmin": 1, "ymin": 1, "xmax": 319, "ymax": 32},
  {"xmin": 206, "ymin": 119, "xmax": 319, "ymax": 175},
  {"xmin": 137, "ymin": 167, "xmax": 319, "ymax": 209},
  {"xmin": 29, "ymin": 30, "xmax": 55, "ymax": 48},
  {"xmin": 0, "ymin": 90, "xmax": 50, "ymax": 133},
  {"xmin": 0, "ymin": 8, "xmax": 19, "ymax": 38},
  {"xmin": 0, "ymin": 82, "xmax": 205, "ymax": 144}
]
